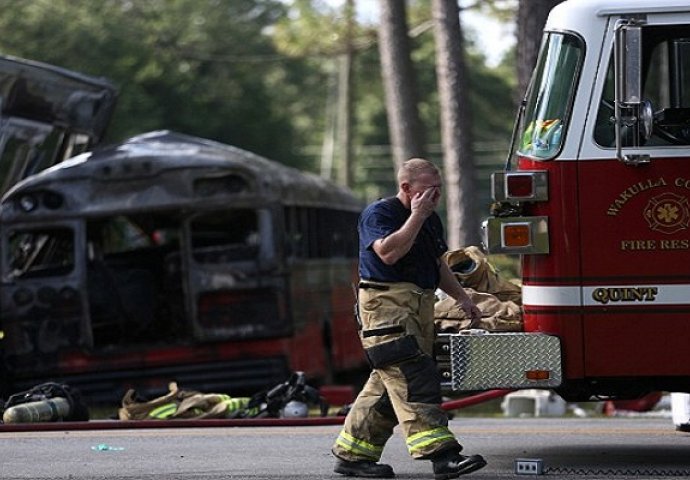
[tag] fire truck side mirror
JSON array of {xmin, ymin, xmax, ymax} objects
[
  {"xmin": 614, "ymin": 19, "xmax": 651, "ymax": 165},
  {"xmin": 615, "ymin": 21, "xmax": 643, "ymax": 106}
]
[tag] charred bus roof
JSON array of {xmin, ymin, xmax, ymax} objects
[
  {"xmin": 1, "ymin": 130, "xmax": 363, "ymax": 220},
  {"xmin": 0, "ymin": 54, "xmax": 117, "ymax": 141}
]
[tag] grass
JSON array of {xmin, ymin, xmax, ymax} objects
[{"xmin": 486, "ymin": 254, "xmax": 521, "ymax": 282}]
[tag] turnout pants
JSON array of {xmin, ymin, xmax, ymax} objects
[{"xmin": 332, "ymin": 281, "xmax": 461, "ymax": 461}]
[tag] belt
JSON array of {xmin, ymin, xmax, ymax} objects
[{"xmin": 358, "ymin": 281, "xmax": 390, "ymax": 291}]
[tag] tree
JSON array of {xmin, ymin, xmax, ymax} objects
[
  {"xmin": 378, "ymin": 0, "xmax": 426, "ymax": 171},
  {"xmin": 273, "ymin": 0, "xmax": 387, "ymax": 184},
  {"xmin": 0, "ymin": 0, "xmax": 518, "ymax": 201},
  {"xmin": 516, "ymin": 0, "xmax": 565, "ymax": 100},
  {"xmin": 0, "ymin": 0, "xmax": 309, "ymax": 166},
  {"xmin": 432, "ymin": 0, "xmax": 480, "ymax": 248}
]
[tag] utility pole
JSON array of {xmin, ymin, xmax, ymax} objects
[{"xmin": 336, "ymin": 0, "xmax": 355, "ymax": 187}]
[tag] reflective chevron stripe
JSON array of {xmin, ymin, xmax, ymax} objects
[
  {"xmin": 406, "ymin": 427, "xmax": 456, "ymax": 454},
  {"xmin": 335, "ymin": 430, "xmax": 384, "ymax": 461}
]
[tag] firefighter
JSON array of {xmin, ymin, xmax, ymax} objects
[{"xmin": 332, "ymin": 158, "xmax": 487, "ymax": 479}]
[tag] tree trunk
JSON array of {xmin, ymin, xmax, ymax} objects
[
  {"xmin": 432, "ymin": 0, "xmax": 479, "ymax": 249},
  {"xmin": 516, "ymin": 0, "xmax": 565, "ymax": 102},
  {"xmin": 378, "ymin": 0, "xmax": 426, "ymax": 171}
]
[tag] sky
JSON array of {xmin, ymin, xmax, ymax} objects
[
  {"xmin": 461, "ymin": 5, "xmax": 515, "ymax": 66},
  {"xmin": 327, "ymin": 0, "xmax": 516, "ymax": 67}
]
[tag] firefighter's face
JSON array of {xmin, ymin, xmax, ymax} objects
[{"xmin": 406, "ymin": 172, "xmax": 442, "ymax": 206}]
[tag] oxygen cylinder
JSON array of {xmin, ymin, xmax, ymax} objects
[{"xmin": 2, "ymin": 397, "xmax": 71, "ymax": 423}]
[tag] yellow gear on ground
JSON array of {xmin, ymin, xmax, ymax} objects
[{"xmin": 119, "ymin": 382, "xmax": 253, "ymax": 420}]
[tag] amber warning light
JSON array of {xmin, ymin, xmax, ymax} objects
[
  {"xmin": 502, "ymin": 223, "xmax": 531, "ymax": 248},
  {"xmin": 525, "ymin": 370, "xmax": 551, "ymax": 381}
]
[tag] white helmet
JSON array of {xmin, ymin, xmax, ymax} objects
[{"xmin": 280, "ymin": 400, "xmax": 308, "ymax": 418}]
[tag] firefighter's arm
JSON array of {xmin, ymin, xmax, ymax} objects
[
  {"xmin": 373, "ymin": 189, "xmax": 437, "ymax": 265},
  {"xmin": 438, "ymin": 261, "xmax": 481, "ymax": 323},
  {"xmin": 372, "ymin": 213, "xmax": 425, "ymax": 265}
]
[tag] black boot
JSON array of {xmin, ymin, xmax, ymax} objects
[
  {"xmin": 431, "ymin": 449, "xmax": 486, "ymax": 480},
  {"xmin": 334, "ymin": 459, "xmax": 395, "ymax": 478}
]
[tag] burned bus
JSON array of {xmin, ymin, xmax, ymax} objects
[{"xmin": 0, "ymin": 130, "xmax": 366, "ymax": 403}]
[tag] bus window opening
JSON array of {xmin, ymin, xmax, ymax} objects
[
  {"xmin": 8, "ymin": 227, "xmax": 75, "ymax": 279},
  {"xmin": 86, "ymin": 214, "xmax": 183, "ymax": 346},
  {"xmin": 190, "ymin": 209, "xmax": 259, "ymax": 264}
]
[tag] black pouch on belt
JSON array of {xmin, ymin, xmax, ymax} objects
[{"xmin": 365, "ymin": 335, "xmax": 421, "ymax": 368}]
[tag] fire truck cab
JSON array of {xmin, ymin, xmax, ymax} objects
[{"xmin": 443, "ymin": 0, "xmax": 690, "ymax": 401}]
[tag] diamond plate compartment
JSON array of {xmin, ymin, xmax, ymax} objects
[{"xmin": 442, "ymin": 331, "xmax": 562, "ymax": 391}]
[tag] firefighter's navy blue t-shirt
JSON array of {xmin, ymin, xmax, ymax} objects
[{"xmin": 358, "ymin": 197, "xmax": 447, "ymax": 290}]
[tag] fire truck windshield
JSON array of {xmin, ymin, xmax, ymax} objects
[{"xmin": 519, "ymin": 32, "xmax": 584, "ymax": 160}]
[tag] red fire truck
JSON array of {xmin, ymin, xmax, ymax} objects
[{"xmin": 442, "ymin": 0, "xmax": 690, "ymax": 401}]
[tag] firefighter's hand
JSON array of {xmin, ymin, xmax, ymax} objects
[
  {"xmin": 411, "ymin": 187, "xmax": 439, "ymax": 217},
  {"xmin": 460, "ymin": 299, "xmax": 482, "ymax": 328}
]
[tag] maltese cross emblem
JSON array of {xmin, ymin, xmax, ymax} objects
[{"xmin": 643, "ymin": 192, "xmax": 690, "ymax": 234}]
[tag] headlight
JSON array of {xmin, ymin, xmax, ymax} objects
[
  {"xmin": 18, "ymin": 194, "xmax": 38, "ymax": 212},
  {"xmin": 12, "ymin": 287, "xmax": 34, "ymax": 306}
]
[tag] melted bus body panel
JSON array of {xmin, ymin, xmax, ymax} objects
[{"xmin": 0, "ymin": 54, "xmax": 117, "ymax": 196}]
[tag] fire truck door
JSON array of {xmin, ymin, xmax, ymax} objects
[{"xmin": 578, "ymin": 26, "xmax": 690, "ymax": 378}]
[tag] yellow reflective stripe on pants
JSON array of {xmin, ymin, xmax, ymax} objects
[
  {"xmin": 148, "ymin": 403, "xmax": 177, "ymax": 419},
  {"xmin": 335, "ymin": 430, "xmax": 384, "ymax": 461},
  {"xmin": 406, "ymin": 427, "xmax": 456, "ymax": 454},
  {"xmin": 221, "ymin": 397, "xmax": 250, "ymax": 413}
]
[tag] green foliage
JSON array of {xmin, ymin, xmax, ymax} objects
[
  {"xmin": 487, "ymin": 254, "xmax": 521, "ymax": 282},
  {"xmin": 0, "ymin": 0, "xmax": 309, "ymax": 166},
  {"xmin": 351, "ymin": 0, "xmax": 516, "ymax": 202},
  {"xmin": 465, "ymin": 0, "xmax": 518, "ymax": 23},
  {"xmin": 405, "ymin": 1, "xmax": 517, "ymax": 145},
  {"xmin": 0, "ymin": 0, "xmax": 517, "ymax": 183},
  {"xmin": 273, "ymin": 0, "xmax": 355, "ymax": 57}
]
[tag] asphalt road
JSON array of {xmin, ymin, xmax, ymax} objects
[{"xmin": 2, "ymin": 417, "xmax": 690, "ymax": 479}]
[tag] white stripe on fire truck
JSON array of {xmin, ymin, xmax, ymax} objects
[
  {"xmin": 522, "ymin": 285, "xmax": 581, "ymax": 306},
  {"xmin": 522, "ymin": 284, "xmax": 690, "ymax": 307}
]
